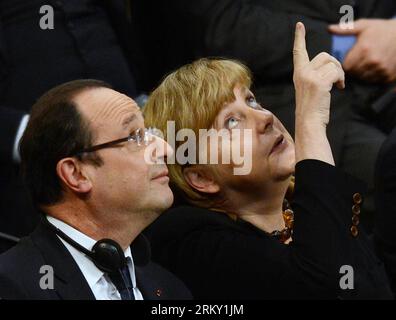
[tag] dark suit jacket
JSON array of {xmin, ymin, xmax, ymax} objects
[
  {"xmin": 374, "ymin": 127, "xmax": 396, "ymax": 296},
  {"xmin": 0, "ymin": 220, "xmax": 192, "ymax": 300},
  {"xmin": 133, "ymin": 0, "xmax": 396, "ymax": 160},
  {"xmin": 145, "ymin": 160, "xmax": 393, "ymax": 299}
]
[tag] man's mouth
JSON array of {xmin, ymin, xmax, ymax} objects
[{"xmin": 152, "ymin": 170, "xmax": 169, "ymax": 181}]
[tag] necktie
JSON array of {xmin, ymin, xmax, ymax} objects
[{"xmin": 108, "ymin": 258, "xmax": 135, "ymax": 300}]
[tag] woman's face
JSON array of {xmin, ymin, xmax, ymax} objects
[{"xmin": 207, "ymin": 85, "xmax": 295, "ymax": 194}]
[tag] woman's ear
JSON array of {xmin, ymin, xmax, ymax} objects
[
  {"xmin": 183, "ymin": 166, "xmax": 220, "ymax": 194},
  {"xmin": 56, "ymin": 158, "xmax": 92, "ymax": 194}
]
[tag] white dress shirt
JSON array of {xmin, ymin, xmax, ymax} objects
[{"xmin": 47, "ymin": 216, "xmax": 144, "ymax": 300}]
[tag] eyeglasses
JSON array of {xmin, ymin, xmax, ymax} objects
[{"xmin": 74, "ymin": 127, "xmax": 163, "ymax": 155}]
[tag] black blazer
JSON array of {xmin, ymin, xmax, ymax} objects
[
  {"xmin": 374, "ymin": 127, "xmax": 396, "ymax": 296},
  {"xmin": 0, "ymin": 220, "xmax": 192, "ymax": 300},
  {"xmin": 145, "ymin": 160, "xmax": 393, "ymax": 299}
]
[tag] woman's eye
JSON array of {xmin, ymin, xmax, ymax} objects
[
  {"xmin": 226, "ymin": 117, "xmax": 239, "ymax": 129},
  {"xmin": 246, "ymin": 96, "xmax": 261, "ymax": 109}
]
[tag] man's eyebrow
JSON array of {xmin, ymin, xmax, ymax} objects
[{"xmin": 122, "ymin": 114, "xmax": 137, "ymax": 128}]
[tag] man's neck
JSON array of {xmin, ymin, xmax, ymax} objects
[{"xmin": 44, "ymin": 202, "xmax": 156, "ymax": 250}]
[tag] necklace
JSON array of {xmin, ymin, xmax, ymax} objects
[
  {"xmin": 268, "ymin": 199, "xmax": 294, "ymax": 244},
  {"xmin": 211, "ymin": 199, "xmax": 295, "ymax": 244}
]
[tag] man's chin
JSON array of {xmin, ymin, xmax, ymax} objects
[{"xmin": 156, "ymin": 189, "xmax": 174, "ymax": 212}]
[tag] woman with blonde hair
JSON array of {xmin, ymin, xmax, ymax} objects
[{"xmin": 143, "ymin": 23, "xmax": 392, "ymax": 299}]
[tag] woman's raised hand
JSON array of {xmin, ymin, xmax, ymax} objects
[{"xmin": 292, "ymin": 22, "xmax": 345, "ymax": 165}]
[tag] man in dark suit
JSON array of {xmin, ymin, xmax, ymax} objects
[
  {"xmin": 132, "ymin": 0, "xmax": 396, "ymax": 229},
  {"xmin": 0, "ymin": 79, "xmax": 191, "ymax": 300},
  {"xmin": 0, "ymin": 0, "xmax": 146, "ymax": 250}
]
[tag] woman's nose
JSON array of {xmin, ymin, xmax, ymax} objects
[{"xmin": 256, "ymin": 109, "xmax": 274, "ymax": 134}]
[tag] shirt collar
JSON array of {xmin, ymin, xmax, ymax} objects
[
  {"xmin": 46, "ymin": 216, "xmax": 137, "ymax": 289},
  {"xmin": 124, "ymin": 246, "xmax": 137, "ymax": 288}
]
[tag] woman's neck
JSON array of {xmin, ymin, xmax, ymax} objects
[
  {"xmin": 239, "ymin": 204, "xmax": 285, "ymax": 233},
  {"xmin": 220, "ymin": 178, "xmax": 290, "ymax": 233}
]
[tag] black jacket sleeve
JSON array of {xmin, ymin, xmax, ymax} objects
[{"xmin": 291, "ymin": 160, "xmax": 391, "ymax": 299}]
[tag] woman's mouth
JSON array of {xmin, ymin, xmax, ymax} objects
[{"xmin": 270, "ymin": 135, "xmax": 286, "ymax": 155}]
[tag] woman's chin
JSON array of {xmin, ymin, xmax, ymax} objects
[
  {"xmin": 273, "ymin": 167, "xmax": 294, "ymax": 181},
  {"xmin": 271, "ymin": 157, "xmax": 295, "ymax": 181},
  {"xmin": 271, "ymin": 148, "xmax": 295, "ymax": 175}
]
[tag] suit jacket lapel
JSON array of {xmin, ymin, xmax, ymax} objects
[
  {"xmin": 30, "ymin": 221, "xmax": 172, "ymax": 300},
  {"xmin": 131, "ymin": 233, "xmax": 165, "ymax": 300},
  {"xmin": 30, "ymin": 221, "xmax": 95, "ymax": 300},
  {"xmin": 135, "ymin": 266, "xmax": 161, "ymax": 300}
]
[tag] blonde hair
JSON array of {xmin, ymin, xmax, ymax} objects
[{"xmin": 144, "ymin": 58, "xmax": 252, "ymax": 207}]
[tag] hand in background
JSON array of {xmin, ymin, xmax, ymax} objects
[{"xmin": 329, "ymin": 19, "xmax": 396, "ymax": 83}]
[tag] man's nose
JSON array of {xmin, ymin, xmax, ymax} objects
[{"xmin": 152, "ymin": 136, "xmax": 174, "ymax": 162}]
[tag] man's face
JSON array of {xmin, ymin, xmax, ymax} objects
[{"xmin": 75, "ymin": 87, "xmax": 173, "ymax": 217}]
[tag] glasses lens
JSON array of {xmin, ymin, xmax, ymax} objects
[
  {"xmin": 144, "ymin": 128, "xmax": 151, "ymax": 145},
  {"xmin": 149, "ymin": 127, "xmax": 164, "ymax": 139},
  {"xmin": 132, "ymin": 127, "xmax": 163, "ymax": 147}
]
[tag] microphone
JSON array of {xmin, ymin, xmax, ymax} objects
[{"xmin": 43, "ymin": 219, "xmax": 127, "ymax": 274}]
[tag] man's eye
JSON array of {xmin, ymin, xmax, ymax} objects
[
  {"xmin": 131, "ymin": 128, "xmax": 145, "ymax": 141},
  {"xmin": 226, "ymin": 117, "xmax": 239, "ymax": 129}
]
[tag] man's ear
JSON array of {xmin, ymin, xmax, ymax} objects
[
  {"xmin": 56, "ymin": 158, "xmax": 92, "ymax": 194},
  {"xmin": 183, "ymin": 166, "xmax": 220, "ymax": 194}
]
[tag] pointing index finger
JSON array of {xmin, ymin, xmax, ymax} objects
[{"xmin": 293, "ymin": 22, "xmax": 310, "ymax": 69}]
